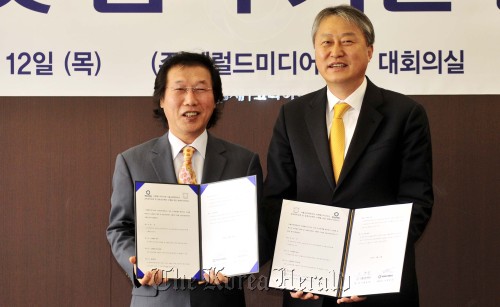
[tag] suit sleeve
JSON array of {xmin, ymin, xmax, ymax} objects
[
  {"xmin": 263, "ymin": 106, "xmax": 298, "ymax": 249},
  {"xmin": 398, "ymin": 103, "xmax": 434, "ymax": 243},
  {"xmin": 106, "ymin": 153, "xmax": 138, "ymax": 286}
]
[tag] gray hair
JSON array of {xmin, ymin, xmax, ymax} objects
[{"xmin": 311, "ymin": 5, "xmax": 375, "ymax": 46}]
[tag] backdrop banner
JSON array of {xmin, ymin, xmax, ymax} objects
[{"xmin": 1, "ymin": 0, "xmax": 498, "ymax": 96}]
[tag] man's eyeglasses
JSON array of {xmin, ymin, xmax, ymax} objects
[{"xmin": 167, "ymin": 87, "xmax": 213, "ymax": 95}]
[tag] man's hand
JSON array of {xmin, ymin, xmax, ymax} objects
[
  {"xmin": 337, "ymin": 295, "xmax": 367, "ymax": 304},
  {"xmin": 129, "ymin": 256, "xmax": 168, "ymax": 286},
  {"xmin": 290, "ymin": 291, "xmax": 320, "ymax": 300}
]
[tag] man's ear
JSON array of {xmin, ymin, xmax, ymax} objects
[{"xmin": 367, "ymin": 45, "xmax": 374, "ymax": 61}]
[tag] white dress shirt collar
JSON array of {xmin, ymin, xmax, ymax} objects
[
  {"xmin": 168, "ymin": 130, "xmax": 208, "ymax": 159},
  {"xmin": 327, "ymin": 77, "xmax": 367, "ymax": 113}
]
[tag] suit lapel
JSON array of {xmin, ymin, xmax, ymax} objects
[
  {"xmin": 150, "ymin": 133, "xmax": 177, "ymax": 183},
  {"xmin": 305, "ymin": 87, "xmax": 336, "ymax": 192},
  {"xmin": 338, "ymin": 79, "xmax": 383, "ymax": 186},
  {"xmin": 202, "ymin": 133, "xmax": 226, "ymax": 183}
]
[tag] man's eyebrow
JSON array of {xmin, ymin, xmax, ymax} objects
[
  {"xmin": 193, "ymin": 80, "xmax": 210, "ymax": 86},
  {"xmin": 171, "ymin": 80, "xmax": 209, "ymax": 84},
  {"xmin": 317, "ymin": 32, "xmax": 357, "ymax": 38},
  {"xmin": 339, "ymin": 32, "xmax": 357, "ymax": 38}
]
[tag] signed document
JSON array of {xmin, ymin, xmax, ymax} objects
[
  {"xmin": 135, "ymin": 176, "xmax": 259, "ymax": 280},
  {"xmin": 269, "ymin": 200, "xmax": 412, "ymax": 297}
]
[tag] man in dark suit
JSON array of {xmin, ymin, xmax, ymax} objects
[
  {"xmin": 107, "ymin": 52, "xmax": 265, "ymax": 307},
  {"xmin": 263, "ymin": 5, "xmax": 433, "ymax": 307}
]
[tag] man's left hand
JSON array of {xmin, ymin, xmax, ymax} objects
[{"xmin": 337, "ymin": 295, "xmax": 367, "ymax": 304}]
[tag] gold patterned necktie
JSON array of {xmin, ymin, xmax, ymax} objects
[
  {"xmin": 330, "ymin": 102, "xmax": 351, "ymax": 183},
  {"xmin": 178, "ymin": 146, "xmax": 197, "ymax": 184}
]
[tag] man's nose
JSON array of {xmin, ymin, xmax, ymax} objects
[
  {"xmin": 183, "ymin": 90, "xmax": 198, "ymax": 105},
  {"xmin": 330, "ymin": 43, "xmax": 344, "ymax": 58}
]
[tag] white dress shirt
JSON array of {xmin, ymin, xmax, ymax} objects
[{"xmin": 326, "ymin": 77, "xmax": 367, "ymax": 158}]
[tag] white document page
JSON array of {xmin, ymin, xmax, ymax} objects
[
  {"xmin": 135, "ymin": 182, "xmax": 200, "ymax": 280},
  {"xmin": 200, "ymin": 176, "xmax": 259, "ymax": 277},
  {"xmin": 342, "ymin": 203, "xmax": 412, "ymax": 297},
  {"xmin": 269, "ymin": 200, "xmax": 350, "ymax": 296}
]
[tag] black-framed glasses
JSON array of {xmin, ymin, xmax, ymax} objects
[{"xmin": 167, "ymin": 87, "xmax": 213, "ymax": 95}]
